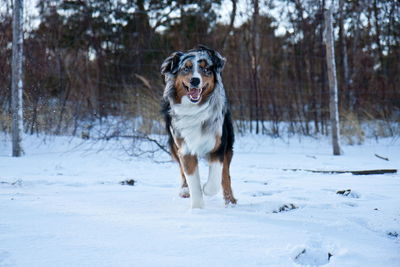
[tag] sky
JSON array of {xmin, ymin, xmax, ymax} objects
[{"xmin": 0, "ymin": 0, "xmax": 291, "ymax": 37}]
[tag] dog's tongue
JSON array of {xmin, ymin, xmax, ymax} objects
[{"xmin": 188, "ymin": 88, "xmax": 201, "ymax": 100}]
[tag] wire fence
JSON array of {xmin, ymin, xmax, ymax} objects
[
  {"xmin": 0, "ymin": 0, "xmax": 399, "ymax": 141},
  {"xmin": 0, "ymin": 48, "xmax": 399, "ymax": 138}
]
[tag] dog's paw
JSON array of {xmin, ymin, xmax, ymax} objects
[
  {"xmin": 179, "ymin": 187, "xmax": 190, "ymax": 198},
  {"xmin": 224, "ymin": 196, "xmax": 237, "ymax": 206},
  {"xmin": 203, "ymin": 182, "xmax": 220, "ymax": 196},
  {"xmin": 191, "ymin": 199, "xmax": 205, "ymax": 209}
]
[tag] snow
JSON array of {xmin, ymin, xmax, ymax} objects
[{"xmin": 0, "ymin": 134, "xmax": 399, "ymax": 267}]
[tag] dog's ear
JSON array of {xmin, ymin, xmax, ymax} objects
[
  {"xmin": 198, "ymin": 45, "xmax": 226, "ymax": 73},
  {"xmin": 161, "ymin": 51, "xmax": 183, "ymax": 75},
  {"xmin": 211, "ymin": 50, "xmax": 226, "ymax": 73}
]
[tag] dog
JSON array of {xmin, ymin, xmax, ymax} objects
[{"xmin": 161, "ymin": 45, "xmax": 237, "ymax": 208}]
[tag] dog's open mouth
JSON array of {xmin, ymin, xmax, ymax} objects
[{"xmin": 183, "ymin": 83, "xmax": 207, "ymax": 103}]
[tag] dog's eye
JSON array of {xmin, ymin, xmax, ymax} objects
[
  {"xmin": 183, "ymin": 66, "xmax": 192, "ymax": 73},
  {"xmin": 203, "ymin": 67, "xmax": 212, "ymax": 76}
]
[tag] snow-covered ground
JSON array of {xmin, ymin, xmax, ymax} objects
[{"xmin": 0, "ymin": 134, "xmax": 399, "ymax": 267}]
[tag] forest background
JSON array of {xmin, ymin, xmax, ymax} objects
[{"xmin": 0, "ymin": 0, "xmax": 399, "ymax": 147}]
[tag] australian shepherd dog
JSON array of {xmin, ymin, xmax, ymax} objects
[{"xmin": 161, "ymin": 45, "xmax": 237, "ymax": 208}]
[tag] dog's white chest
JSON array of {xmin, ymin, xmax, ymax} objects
[
  {"xmin": 171, "ymin": 98, "xmax": 223, "ymax": 156},
  {"xmin": 172, "ymin": 119, "xmax": 222, "ymax": 157},
  {"xmin": 183, "ymin": 124, "xmax": 217, "ymax": 156}
]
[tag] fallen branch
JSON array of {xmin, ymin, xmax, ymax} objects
[
  {"xmin": 283, "ymin": 168, "xmax": 397, "ymax": 175},
  {"xmin": 94, "ymin": 132, "xmax": 171, "ymax": 156},
  {"xmin": 374, "ymin": 154, "xmax": 389, "ymax": 161}
]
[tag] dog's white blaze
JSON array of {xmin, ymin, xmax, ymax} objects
[
  {"xmin": 184, "ymin": 167, "xmax": 204, "ymax": 208},
  {"xmin": 192, "ymin": 53, "xmax": 203, "ymax": 87},
  {"xmin": 203, "ymin": 161, "xmax": 223, "ymax": 196}
]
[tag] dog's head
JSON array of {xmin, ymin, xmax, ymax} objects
[{"xmin": 161, "ymin": 45, "xmax": 226, "ymax": 104}]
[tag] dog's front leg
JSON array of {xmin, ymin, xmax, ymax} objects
[
  {"xmin": 203, "ymin": 160, "xmax": 223, "ymax": 196},
  {"xmin": 181, "ymin": 154, "xmax": 204, "ymax": 208}
]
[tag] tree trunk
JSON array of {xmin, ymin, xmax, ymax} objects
[
  {"xmin": 319, "ymin": 0, "xmax": 326, "ymax": 135},
  {"xmin": 11, "ymin": 0, "xmax": 24, "ymax": 157},
  {"xmin": 350, "ymin": 2, "xmax": 362, "ymax": 114},
  {"xmin": 338, "ymin": 0, "xmax": 350, "ymax": 111},
  {"xmin": 324, "ymin": 5, "xmax": 342, "ymax": 156},
  {"xmin": 251, "ymin": 0, "xmax": 262, "ymax": 134},
  {"xmin": 221, "ymin": 0, "xmax": 237, "ymax": 50}
]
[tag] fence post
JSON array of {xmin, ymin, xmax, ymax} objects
[
  {"xmin": 11, "ymin": 0, "xmax": 24, "ymax": 157},
  {"xmin": 324, "ymin": 4, "xmax": 342, "ymax": 155}
]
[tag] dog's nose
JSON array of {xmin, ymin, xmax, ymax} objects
[{"xmin": 190, "ymin": 77, "xmax": 200, "ymax": 87}]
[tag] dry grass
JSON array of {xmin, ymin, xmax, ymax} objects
[{"xmin": 340, "ymin": 112, "xmax": 365, "ymax": 145}]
